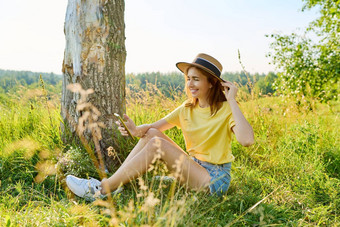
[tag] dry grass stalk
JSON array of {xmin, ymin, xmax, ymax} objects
[{"xmin": 66, "ymin": 83, "xmax": 119, "ymax": 223}]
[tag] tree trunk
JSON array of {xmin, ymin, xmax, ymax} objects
[{"xmin": 61, "ymin": 0, "xmax": 126, "ymax": 171}]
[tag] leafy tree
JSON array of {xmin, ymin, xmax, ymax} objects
[
  {"xmin": 255, "ymin": 72, "xmax": 278, "ymax": 95},
  {"xmin": 267, "ymin": 0, "xmax": 339, "ymax": 102}
]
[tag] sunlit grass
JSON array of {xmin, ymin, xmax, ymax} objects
[{"xmin": 0, "ymin": 83, "xmax": 339, "ymax": 226}]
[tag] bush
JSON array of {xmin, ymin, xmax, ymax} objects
[{"xmin": 56, "ymin": 146, "xmax": 99, "ymax": 179}]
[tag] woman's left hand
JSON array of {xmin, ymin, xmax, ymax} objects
[{"xmin": 221, "ymin": 81, "xmax": 238, "ymax": 101}]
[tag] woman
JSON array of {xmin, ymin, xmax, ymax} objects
[{"xmin": 66, "ymin": 53, "xmax": 254, "ymax": 201}]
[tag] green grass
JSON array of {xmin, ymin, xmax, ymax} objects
[{"xmin": 0, "ymin": 87, "xmax": 339, "ymax": 226}]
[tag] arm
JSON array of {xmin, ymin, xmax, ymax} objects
[
  {"xmin": 228, "ymin": 99, "xmax": 254, "ymax": 146},
  {"xmin": 221, "ymin": 81, "xmax": 255, "ymax": 147},
  {"xmin": 116, "ymin": 114, "xmax": 174, "ymax": 138}
]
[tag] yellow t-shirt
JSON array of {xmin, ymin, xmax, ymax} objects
[{"xmin": 164, "ymin": 101, "xmax": 235, "ymax": 164}]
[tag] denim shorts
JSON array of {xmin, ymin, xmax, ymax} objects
[{"xmin": 192, "ymin": 157, "xmax": 232, "ymax": 197}]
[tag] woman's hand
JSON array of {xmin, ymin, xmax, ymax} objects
[
  {"xmin": 115, "ymin": 114, "xmax": 152, "ymax": 138},
  {"xmin": 115, "ymin": 114, "xmax": 137, "ymax": 137},
  {"xmin": 221, "ymin": 81, "xmax": 238, "ymax": 101}
]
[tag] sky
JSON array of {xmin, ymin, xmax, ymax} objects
[{"xmin": 0, "ymin": 0, "xmax": 319, "ymax": 75}]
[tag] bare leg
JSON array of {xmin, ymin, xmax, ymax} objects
[
  {"xmin": 117, "ymin": 128, "xmax": 183, "ymax": 169},
  {"xmin": 102, "ymin": 128, "xmax": 211, "ymax": 193}
]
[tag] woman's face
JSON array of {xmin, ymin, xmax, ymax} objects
[{"xmin": 186, "ymin": 67, "xmax": 212, "ymax": 100}]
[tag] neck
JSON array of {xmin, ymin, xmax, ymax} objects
[{"xmin": 198, "ymin": 99, "xmax": 210, "ymax": 108}]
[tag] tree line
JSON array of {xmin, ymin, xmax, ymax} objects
[
  {"xmin": 0, "ymin": 69, "xmax": 277, "ymax": 98},
  {"xmin": 0, "ymin": 69, "xmax": 62, "ymax": 93}
]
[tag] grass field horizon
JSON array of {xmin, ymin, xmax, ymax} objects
[{"xmin": 0, "ymin": 81, "xmax": 339, "ymax": 226}]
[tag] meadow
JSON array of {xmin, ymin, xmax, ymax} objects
[{"xmin": 0, "ymin": 82, "xmax": 339, "ymax": 226}]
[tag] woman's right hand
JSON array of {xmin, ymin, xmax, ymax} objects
[
  {"xmin": 221, "ymin": 81, "xmax": 238, "ymax": 101},
  {"xmin": 115, "ymin": 114, "xmax": 137, "ymax": 137}
]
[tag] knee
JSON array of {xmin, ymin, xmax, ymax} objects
[{"xmin": 144, "ymin": 128, "xmax": 162, "ymax": 139}]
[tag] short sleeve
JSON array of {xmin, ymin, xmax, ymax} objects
[
  {"xmin": 163, "ymin": 104, "xmax": 183, "ymax": 128},
  {"xmin": 229, "ymin": 113, "xmax": 236, "ymax": 130}
]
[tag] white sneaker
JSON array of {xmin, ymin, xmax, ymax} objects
[{"xmin": 66, "ymin": 175, "xmax": 123, "ymax": 201}]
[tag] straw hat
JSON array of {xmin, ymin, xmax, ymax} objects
[{"xmin": 176, "ymin": 53, "xmax": 224, "ymax": 82}]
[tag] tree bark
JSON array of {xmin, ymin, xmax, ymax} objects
[{"xmin": 61, "ymin": 0, "xmax": 126, "ymax": 171}]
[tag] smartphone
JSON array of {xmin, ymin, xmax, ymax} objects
[{"xmin": 114, "ymin": 113, "xmax": 133, "ymax": 138}]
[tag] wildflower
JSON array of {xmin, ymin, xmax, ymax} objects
[
  {"xmin": 107, "ymin": 146, "xmax": 117, "ymax": 159},
  {"xmin": 141, "ymin": 192, "xmax": 160, "ymax": 211},
  {"xmin": 138, "ymin": 177, "xmax": 148, "ymax": 191}
]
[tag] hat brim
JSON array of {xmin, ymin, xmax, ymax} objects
[{"xmin": 176, "ymin": 62, "xmax": 224, "ymax": 82}]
